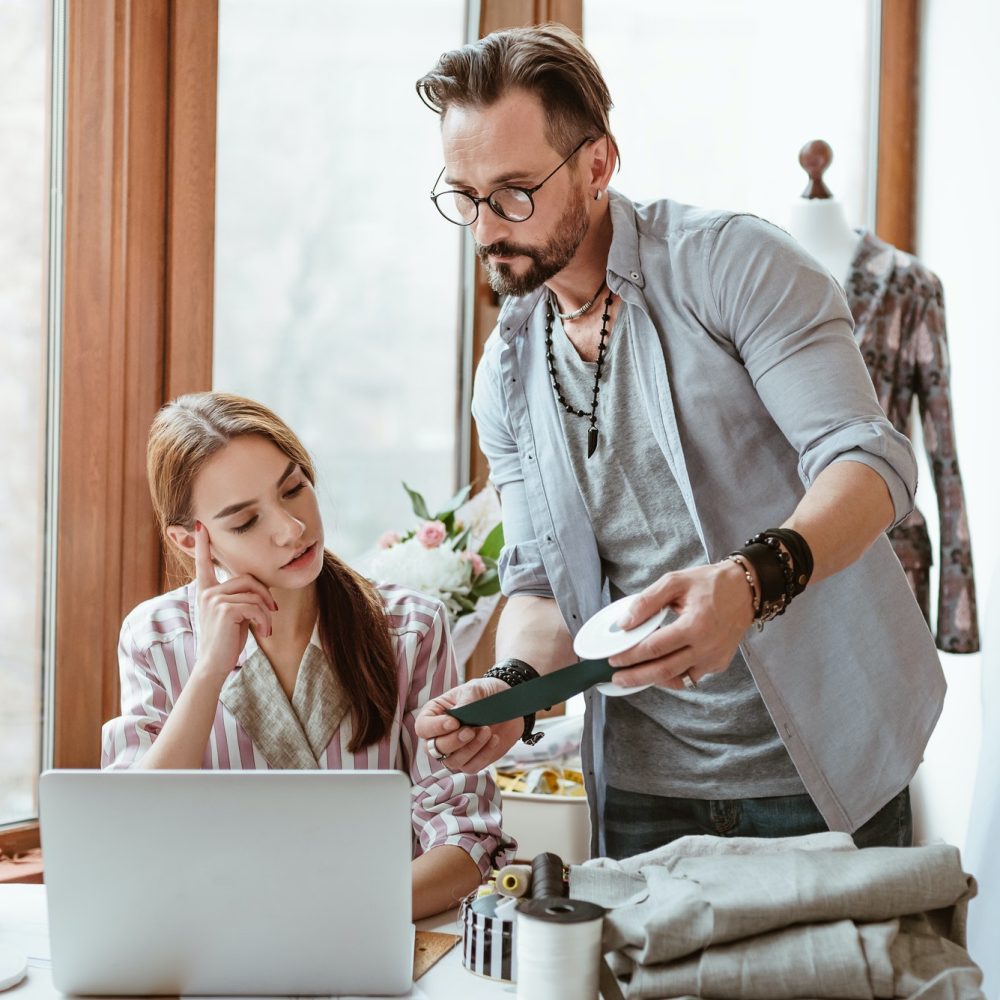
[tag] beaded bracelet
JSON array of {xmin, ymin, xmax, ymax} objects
[
  {"xmin": 484, "ymin": 658, "xmax": 545, "ymax": 746},
  {"xmin": 725, "ymin": 554, "xmax": 762, "ymax": 630}
]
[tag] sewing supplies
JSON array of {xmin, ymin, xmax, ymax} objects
[
  {"xmin": 447, "ymin": 599, "xmax": 670, "ymax": 730},
  {"xmin": 572, "ymin": 593, "xmax": 670, "ymax": 696},
  {"xmin": 461, "ymin": 850, "xmax": 572, "ymax": 985},
  {"xmin": 460, "ymin": 890, "xmax": 518, "ymax": 982},
  {"xmin": 529, "ymin": 851, "xmax": 567, "ymax": 901},
  {"xmin": 496, "ymin": 864, "xmax": 532, "ymax": 899},
  {"xmin": 515, "ymin": 897, "xmax": 606, "ymax": 1000},
  {"xmin": 494, "ymin": 764, "xmax": 586, "ymax": 797},
  {"xmin": 447, "ymin": 657, "xmax": 613, "ymax": 727}
]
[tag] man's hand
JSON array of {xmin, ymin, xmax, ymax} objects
[
  {"xmin": 415, "ymin": 677, "xmax": 524, "ymax": 773},
  {"xmin": 610, "ymin": 560, "xmax": 755, "ymax": 689}
]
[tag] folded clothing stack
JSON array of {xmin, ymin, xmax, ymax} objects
[{"xmin": 568, "ymin": 832, "xmax": 983, "ymax": 1000}]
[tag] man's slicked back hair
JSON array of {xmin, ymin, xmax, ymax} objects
[{"xmin": 416, "ymin": 23, "xmax": 619, "ymax": 162}]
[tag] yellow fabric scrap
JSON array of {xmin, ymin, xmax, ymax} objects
[{"xmin": 494, "ymin": 763, "xmax": 586, "ymax": 797}]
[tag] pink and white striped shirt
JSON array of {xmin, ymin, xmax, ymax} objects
[{"xmin": 102, "ymin": 582, "xmax": 507, "ymax": 878}]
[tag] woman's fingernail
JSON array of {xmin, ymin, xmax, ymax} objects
[{"xmin": 459, "ymin": 729, "xmax": 474, "ymax": 744}]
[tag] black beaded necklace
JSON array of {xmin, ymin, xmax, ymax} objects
[{"xmin": 544, "ymin": 287, "xmax": 615, "ymax": 458}]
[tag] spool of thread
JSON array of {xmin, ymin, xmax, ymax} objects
[
  {"xmin": 529, "ymin": 852, "xmax": 566, "ymax": 901},
  {"xmin": 496, "ymin": 864, "xmax": 532, "ymax": 899},
  {"xmin": 515, "ymin": 898, "xmax": 605, "ymax": 1000}
]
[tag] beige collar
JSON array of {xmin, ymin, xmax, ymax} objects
[{"xmin": 220, "ymin": 630, "xmax": 350, "ymax": 769}]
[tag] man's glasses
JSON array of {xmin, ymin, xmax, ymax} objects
[{"xmin": 430, "ymin": 137, "xmax": 594, "ymax": 227}]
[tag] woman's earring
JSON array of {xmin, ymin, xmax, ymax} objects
[{"xmin": 594, "ymin": 189, "xmax": 604, "ymax": 201}]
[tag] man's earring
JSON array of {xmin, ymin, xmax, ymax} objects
[{"xmin": 594, "ymin": 189, "xmax": 604, "ymax": 201}]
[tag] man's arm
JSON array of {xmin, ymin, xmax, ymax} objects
[
  {"xmin": 611, "ymin": 460, "xmax": 895, "ymax": 689},
  {"xmin": 495, "ymin": 594, "xmax": 576, "ymax": 666},
  {"xmin": 413, "ymin": 595, "xmax": 574, "ymax": 772}
]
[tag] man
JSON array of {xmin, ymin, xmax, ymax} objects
[{"xmin": 414, "ymin": 24, "xmax": 944, "ymax": 859}]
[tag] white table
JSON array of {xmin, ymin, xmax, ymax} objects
[{"xmin": 0, "ymin": 885, "xmax": 513, "ymax": 999}]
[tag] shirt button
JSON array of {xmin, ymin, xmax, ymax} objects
[{"xmin": 629, "ymin": 271, "xmax": 640, "ymax": 280}]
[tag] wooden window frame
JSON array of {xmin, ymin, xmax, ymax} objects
[
  {"xmin": 0, "ymin": 0, "xmax": 919, "ymax": 860},
  {"xmin": 1, "ymin": 0, "xmax": 217, "ymax": 861}
]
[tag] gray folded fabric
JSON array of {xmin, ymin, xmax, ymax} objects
[{"xmin": 568, "ymin": 835, "xmax": 983, "ymax": 1000}]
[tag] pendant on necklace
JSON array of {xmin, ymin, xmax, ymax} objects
[{"xmin": 587, "ymin": 426, "xmax": 598, "ymax": 458}]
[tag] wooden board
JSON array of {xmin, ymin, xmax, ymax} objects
[{"xmin": 413, "ymin": 930, "xmax": 460, "ymax": 980}]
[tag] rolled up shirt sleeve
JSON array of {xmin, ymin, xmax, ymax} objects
[
  {"xmin": 707, "ymin": 214, "xmax": 917, "ymax": 527},
  {"xmin": 400, "ymin": 598, "xmax": 511, "ymax": 877},
  {"xmin": 472, "ymin": 333, "xmax": 555, "ymax": 600}
]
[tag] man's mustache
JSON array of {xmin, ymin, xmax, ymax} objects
[{"xmin": 476, "ymin": 241, "xmax": 537, "ymax": 262}]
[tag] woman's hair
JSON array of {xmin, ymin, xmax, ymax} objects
[
  {"xmin": 147, "ymin": 392, "xmax": 398, "ymax": 751},
  {"xmin": 416, "ymin": 22, "xmax": 619, "ymax": 164}
]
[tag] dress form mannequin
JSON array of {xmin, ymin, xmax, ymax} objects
[{"xmin": 787, "ymin": 140, "xmax": 862, "ymax": 286}]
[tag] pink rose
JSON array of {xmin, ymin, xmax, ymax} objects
[
  {"xmin": 377, "ymin": 530, "xmax": 401, "ymax": 550},
  {"xmin": 461, "ymin": 550, "xmax": 486, "ymax": 576},
  {"xmin": 416, "ymin": 520, "xmax": 447, "ymax": 549}
]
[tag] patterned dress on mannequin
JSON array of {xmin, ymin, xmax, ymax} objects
[{"xmin": 846, "ymin": 231, "xmax": 979, "ymax": 653}]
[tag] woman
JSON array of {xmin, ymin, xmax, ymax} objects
[{"xmin": 102, "ymin": 392, "xmax": 505, "ymax": 918}]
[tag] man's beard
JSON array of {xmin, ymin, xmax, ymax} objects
[{"xmin": 475, "ymin": 188, "xmax": 589, "ymax": 297}]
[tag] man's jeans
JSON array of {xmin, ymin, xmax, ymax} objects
[{"xmin": 603, "ymin": 784, "xmax": 912, "ymax": 859}]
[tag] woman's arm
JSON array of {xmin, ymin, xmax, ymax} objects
[
  {"xmin": 397, "ymin": 595, "xmax": 509, "ymax": 902},
  {"xmin": 411, "ymin": 845, "xmax": 482, "ymax": 920},
  {"xmin": 135, "ymin": 671, "xmax": 226, "ymax": 769}
]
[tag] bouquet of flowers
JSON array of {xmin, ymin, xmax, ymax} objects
[{"xmin": 367, "ymin": 483, "xmax": 504, "ymax": 630}]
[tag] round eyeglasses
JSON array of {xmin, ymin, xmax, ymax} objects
[{"xmin": 430, "ymin": 137, "xmax": 595, "ymax": 227}]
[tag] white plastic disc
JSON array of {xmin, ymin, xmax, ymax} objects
[
  {"xmin": 573, "ymin": 595, "xmax": 668, "ymax": 697},
  {"xmin": 0, "ymin": 948, "xmax": 27, "ymax": 992}
]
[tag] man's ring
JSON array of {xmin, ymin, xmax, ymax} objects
[
  {"xmin": 681, "ymin": 672, "xmax": 698, "ymax": 691},
  {"xmin": 427, "ymin": 737, "xmax": 449, "ymax": 761}
]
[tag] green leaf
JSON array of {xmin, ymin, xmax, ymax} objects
[
  {"xmin": 470, "ymin": 569, "xmax": 500, "ymax": 597},
  {"xmin": 451, "ymin": 525, "xmax": 473, "ymax": 551},
  {"xmin": 453, "ymin": 593, "xmax": 477, "ymax": 612},
  {"xmin": 435, "ymin": 483, "xmax": 472, "ymax": 519},
  {"xmin": 402, "ymin": 482, "xmax": 431, "ymax": 521},
  {"xmin": 477, "ymin": 522, "xmax": 505, "ymax": 561}
]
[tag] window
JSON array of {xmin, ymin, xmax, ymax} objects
[
  {"xmin": 0, "ymin": 0, "xmax": 54, "ymax": 827},
  {"xmin": 584, "ymin": 0, "xmax": 876, "ymax": 231},
  {"xmin": 214, "ymin": 0, "xmax": 469, "ymax": 560}
]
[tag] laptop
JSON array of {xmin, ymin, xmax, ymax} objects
[{"xmin": 39, "ymin": 769, "xmax": 414, "ymax": 996}]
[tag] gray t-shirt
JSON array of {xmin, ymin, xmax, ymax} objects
[{"xmin": 549, "ymin": 307, "xmax": 804, "ymax": 798}]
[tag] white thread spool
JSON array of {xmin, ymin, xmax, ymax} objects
[
  {"xmin": 496, "ymin": 863, "xmax": 532, "ymax": 899},
  {"xmin": 515, "ymin": 898, "xmax": 605, "ymax": 1000}
]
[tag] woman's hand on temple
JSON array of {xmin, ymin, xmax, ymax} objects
[
  {"xmin": 193, "ymin": 522, "xmax": 278, "ymax": 683},
  {"xmin": 415, "ymin": 677, "xmax": 524, "ymax": 773}
]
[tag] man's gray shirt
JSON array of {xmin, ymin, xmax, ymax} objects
[
  {"xmin": 472, "ymin": 190, "xmax": 945, "ymax": 853},
  {"xmin": 549, "ymin": 307, "xmax": 804, "ymax": 798}
]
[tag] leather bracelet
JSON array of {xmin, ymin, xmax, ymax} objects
[
  {"xmin": 484, "ymin": 658, "xmax": 545, "ymax": 746},
  {"xmin": 761, "ymin": 527, "xmax": 813, "ymax": 596},
  {"xmin": 729, "ymin": 528, "xmax": 815, "ymax": 629},
  {"xmin": 739, "ymin": 541, "xmax": 789, "ymax": 610}
]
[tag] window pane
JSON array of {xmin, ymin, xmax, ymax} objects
[
  {"xmin": 0, "ymin": 0, "xmax": 49, "ymax": 826},
  {"xmin": 584, "ymin": 0, "xmax": 875, "ymax": 230},
  {"xmin": 214, "ymin": 1, "xmax": 467, "ymax": 560}
]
